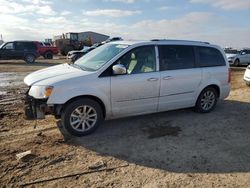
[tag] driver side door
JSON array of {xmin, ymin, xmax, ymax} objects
[
  {"xmin": 110, "ymin": 45, "xmax": 160, "ymax": 118},
  {"xmin": 0, "ymin": 42, "xmax": 15, "ymax": 60}
]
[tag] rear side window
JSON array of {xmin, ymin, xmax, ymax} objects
[
  {"xmin": 159, "ymin": 45, "xmax": 195, "ymax": 71},
  {"xmin": 15, "ymin": 42, "xmax": 27, "ymax": 50},
  {"xmin": 198, "ymin": 47, "xmax": 225, "ymax": 67},
  {"xmin": 21, "ymin": 42, "xmax": 37, "ymax": 50}
]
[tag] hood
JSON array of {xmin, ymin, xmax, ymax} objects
[
  {"xmin": 24, "ymin": 63, "xmax": 91, "ymax": 86},
  {"xmin": 226, "ymin": 53, "xmax": 237, "ymax": 58}
]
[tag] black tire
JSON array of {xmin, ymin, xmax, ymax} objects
[
  {"xmin": 234, "ymin": 59, "xmax": 240, "ymax": 67},
  {"xmin": 44, "ymin": 51, "xmax": 53, "ymax": 59},
  {"xmin": 61, "ymin": 45, "xmax": 74, "ymax": 56},
  {"xmin": 195, "ymin": 87, "xmax": 218, "ymax": 113},
  {"xmin": 25, "ymin": 54, "xmax": 35, "ymax": 63},
  {"xmin": 60, "ymin": 49, "xmax": 66, "ymax": 56},
  {"xmin": 61, "ymin": 98, "xmax": 104, "ymax": 137}
]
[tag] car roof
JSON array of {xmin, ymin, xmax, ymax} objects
[
  {"xmin": 5, "ymin": 40, "xmax": 38, "ymax": 43},
  {"xmin": 110, "ymin": 39, "xmax": 214, "ymax": 47}
]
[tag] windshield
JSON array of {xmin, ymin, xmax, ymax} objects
[
  {"xmin": 81, "ymin": 47, "xmax": 92, "ymax": 53},
  {"xmin": 224, "ymin": 49, "xmax": 239, "ymax": 54},
  {"xmin": 0, "ymin": 43, "xmax": 6, "ymax": 49},
  {"xmin": 75, "ymin": 43, "xmax": 129, "ymax": 71}
]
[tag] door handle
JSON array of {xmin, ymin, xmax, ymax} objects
[
  {"xmin": 147, "ymin": 77, "xmax": 158, "ymax": 81},
  {"xmin": 162, "ymin": 76, "xmax": 173, "ymax": 80}
]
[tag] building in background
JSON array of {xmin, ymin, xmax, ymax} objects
[{"xmin": 77, "ymin": 31, "xmax": 109, "ymax": 44}]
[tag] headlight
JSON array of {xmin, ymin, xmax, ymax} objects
[
  {"xmin": 29, "ymin": 85, "xmax": 54, "ymax": 99},
  {"xmin": 44, "ymin": 86, "xmax": 54, "ymax": 98}
]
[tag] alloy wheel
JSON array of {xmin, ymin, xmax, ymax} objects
[
  {"xmin": 70, "ymin": 105, "xmax": 97, "ymax": 132},
  {"xmin": 200, "ymin": 90, "xmax": 216, "ymax": 111}
]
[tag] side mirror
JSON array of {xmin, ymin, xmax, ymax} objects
[
  {"xmin": 241, "ymin": 52, "xmax": 246, "ymax": 55},
  {"xmin": 112, "ymin": 64, "xmax": 127, "ymax": 75}
]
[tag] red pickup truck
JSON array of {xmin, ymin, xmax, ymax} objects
[{"xmin": 35, "ymin": 42, "xmax": 59, "ymax": 59}]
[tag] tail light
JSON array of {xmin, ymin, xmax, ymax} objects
[{"xmin": 228, "ymin": 68, "xmax": 231, "ymax": 83}]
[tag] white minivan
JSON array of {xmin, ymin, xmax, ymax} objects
[{"xmin": 24, "ymin": 40, "xmax": 231, "ymax": 136}]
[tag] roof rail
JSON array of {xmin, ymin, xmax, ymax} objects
[
  {"xmin": 151, "ymin": 39, "xmax": 210, "ymax": 44},
  {"xmin": 151, "ymin": 39, "xmax": 167, "ymax": 41}
]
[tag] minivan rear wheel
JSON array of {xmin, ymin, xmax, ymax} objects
[
  {"xmin": 61, "ymin": 98, "xmax": 103, "ymax": 136},
  {"xmin": 195, "ymin": 87, "xmax": 218, "ymax": 113}
]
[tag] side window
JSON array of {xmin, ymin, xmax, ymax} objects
[
  {"xmin": 159, "ymin": 45, "xmax": 195, "ymax": 71},
  {"xmin": 25, "ymin": 42, "xmax": 36, "ymax": 50},
  {"xmin": 15, "ymin": 42, "xmax": 26, "ymax": 50},
  {"xmin": 118, "ymin": 46, "xmax": 156, "ymax": 74},
  {"xmin": 2, "ymin": 42, "xmax": 14, "ymax": 50},
  {"xmin": 198, "ymin": 47, "xmax": 225, "ymax": 67},
  {"xmin": 240, "ymin": 50, "xmax": 246, "ymax": 55}
]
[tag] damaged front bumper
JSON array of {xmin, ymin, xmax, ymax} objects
[{"xmin": 24, "ymin": 89, "xmax": 55, "ymax": 120}]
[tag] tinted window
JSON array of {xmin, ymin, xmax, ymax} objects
[
  {"xmin": 198, "ymin": 47, "xmax": 225, "ymax": 67},
  {"xmin": 118, "ymin": 46, "xmax": 156, "ymax": 74},
  {"xmin": 224, "ymin": 49, "xmax": 238, "ymax": 54},
  {"xmin": 159, "ymin": 45, "xmax": 195, "ymax": 71},
  {"xmin": 15, "ymin": 42, "xmax": 27, "ymax": 50},
  {"xmin": 16, "ymin": 42, "xmax": 36, "ymax": 50},
  {"xmin": 23, "ymin": 42, "xmax": 37, "ymax": 50}
]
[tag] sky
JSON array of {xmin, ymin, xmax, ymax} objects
[{"xmin": 0, "ymin": 0, "xmax": 250, "ymax": 48}]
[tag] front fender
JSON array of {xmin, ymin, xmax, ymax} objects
[{"xmin": 47, "ymin": 77, "xmax": 111, "ymax": 117}]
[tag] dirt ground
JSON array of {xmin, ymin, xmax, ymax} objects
[{"xmin": 0, "ymin": 57, "xmax": 250, "ymax": 187}]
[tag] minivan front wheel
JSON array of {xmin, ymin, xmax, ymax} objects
[
  {"xmin": 195, "ymin": 87, "xmax": 218, "ymax": 113},
  {"xmin": 61, "ymin": 98, "xmax": 103, "ymax": 136}
]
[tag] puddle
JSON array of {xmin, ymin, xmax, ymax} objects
[
  {"xmin": 0, "ymin": 72, "xmax": 27, "ymax": 87},
  {"xmin": 143, "ymin": 121, "xmax": 181, "ymax": 139},
  {"xmin": 0, "ymin": 91, "xmax": 7, "ymax": 95}
]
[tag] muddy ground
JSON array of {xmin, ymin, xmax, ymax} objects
[{"xmin": 0, "ymin": 58, "xmax": 250, "ymax": 187}]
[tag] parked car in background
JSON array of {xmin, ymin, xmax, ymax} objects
[
  {"xmin": 101, "ymin": 37, "xmax": 123, "ymax": 44},
  {"xmin": 67, "ymin": 38, "xmax": 123, "ymax": 63},
  {"xmin": 244, "ymin": 65, "xmax": 250, "ymax": 86},
  {"xmin": 24, "ymin": 40, "xmax": 231, "ymax": 137},
  {"xmin": 43, "ymin": 42, "xmax": 52, "ymax": 46},
  {"xmin": 67, "ymin": 43, "xmax": 102, "ymax": 63},
  {"xmin": 0, "ymin": 41, "xmax": 40, "ymax": 63},
  {"xmin": 226, "ymin": 48, "xmax": 250, "ymax": 66},
  {"xmin": 35, "ymin": 42, "xmax": 59, "ymax": 59}
]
